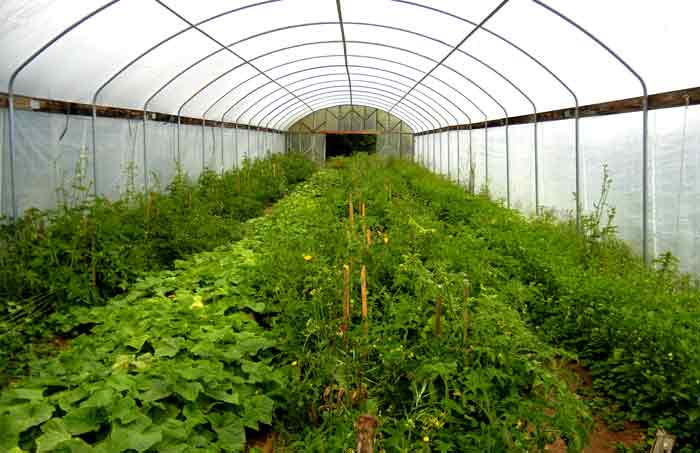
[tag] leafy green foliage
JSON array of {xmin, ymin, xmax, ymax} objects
[
  {"xmin": 0, "ymin": 153, "xmax": 315, "ymax": 384},
  {"xmin": 2, "ymin": 153, "xmax": 698, "ymax": 451},
  {"xmin": 0, "ymin": 240, "xmax": 282, "ymax": 452}
]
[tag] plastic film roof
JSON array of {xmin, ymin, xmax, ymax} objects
[{"xmin": 1, "ymin": 0, "xmax": 698, "ymax": 132}]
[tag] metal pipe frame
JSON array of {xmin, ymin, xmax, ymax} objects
[
  {"xmin": 263, "ymin": 79, "xmax": 453, "ymax": 128},
  {"xmin": 247, "ymin": 67, "xmax": 470, "ymax": 129},
  {"xmin": 335, "ymin": 0, "xmax": 353, "ymax": 106},
  {"xmin": 242, "ymin": 63, "xmax": 455, "ymax": 128},
  {"xmin": 263, "ymin": 84, "xmax": 429, "ymax": 131},
  {"xmin": 91, "ymin": 1, "xmax": 281, "ymax": 196},
  {"xmin": 266, "ymin": 54, "xmax": 478, "ymax": 129},
  {"xmin": 282, "ymin": 96, "xmax": 424, "ymax": 132},
  {"xmin": 182, "ymin": 39, "xmax": 485, "ymax": 129},
  {"xmin": 5, "ymin": 0, "xmax": 638, "ymax": 245},
  {"xmin": 232, "ymin": 71, "xmax": 443, "ymax": 130},
  {"xmin": 394, "ymin": 0, "xmax": 580, "ymax": 214},
  {"xmin": 277, "ymin": 96, "xmax": 426, "ymax": 133},
  {"xmin": 135, "ymin": 20, "xmax": 513, "ymax": 128},
  {"xmin": 153, "ymin": 1, "xmax": 313, "ymax": 165},
  {"xmin": 388, "ymin": 0, "xmax": 510, "ymax": 112},
  {"xmin": 263, "ymin": 87, "xmax": 435, "ymax": 133},
  {"xmin": 252, "ymin": 57, "xmax": 476, "ymax": 131},
  {"xmin": 531, "ymin": 0, "xmax": 649, "ymax": 262},
  {"xmin": 6, "ymin": 0, "xmax": 121, "ymax": 218}
]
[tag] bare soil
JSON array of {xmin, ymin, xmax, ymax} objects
[{"xmin": 546, "ymin": 362, "xmax": 646, "ymax": 452}]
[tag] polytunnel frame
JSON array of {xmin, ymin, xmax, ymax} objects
[{"xmin": 4, "ymin": 0, "xmax": 650, "ymax": 261}]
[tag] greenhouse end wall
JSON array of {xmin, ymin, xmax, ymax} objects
[{"xmin": 417, "ymin": 104, "xmax": 700, "ymax": 275}]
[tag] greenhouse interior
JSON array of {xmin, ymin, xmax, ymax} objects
[{"xmin": 0, "ymin": 0, "xmax": 699, "ymax": 451}]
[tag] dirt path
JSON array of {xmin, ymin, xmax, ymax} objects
[{"xmin": 547, "ymin": 363, "xmax": 646, "ymax": 452}]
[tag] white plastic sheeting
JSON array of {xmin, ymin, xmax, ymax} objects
[
  {"xmin": 0, "ymin": 0, "xmax": 699, "ymax": 272},
  {"xmin": 418, "ymin": 104, "xmax": 700, "ymax": 274},
  {"xmin": 0, "ymin": 108, "xmax": 283, "ymax": 215},
  {"xmin": 1, "ymin": 1, "xmax": 698, "ymax": 131}
]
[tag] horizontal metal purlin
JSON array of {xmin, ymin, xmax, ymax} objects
[
  {"xmin": 0, "ymin": 93, "xmax": 285, "ymax": 133},
  {"xmin": 414, "ymin": 86, "xmax": 700, "ymax": 135}
]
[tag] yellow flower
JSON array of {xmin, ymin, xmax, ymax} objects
[
  {"xmin": 303, "ymin": 255, "xmax": 313, "ymax": 261},
  {"xmin": 291, "ymin": 361, "xmax": 298, "ymax": 367},
  {"xmin": 383, "ymin": 233, "xmax": 389, "ymax": 244},
  {"xmin": 423, "ymin": 436, "xmax": 430, "ymax": 443},
  {"xmin": 191, "ymin": 295, "xmax": 204, "ymax": 309}
]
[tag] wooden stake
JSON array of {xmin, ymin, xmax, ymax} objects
[
  {"xmin": 361, "ymin": 265, "xmax": 368, "ymax": 336},
  {"xmin": 348, "ymin": 193, "xmax": 355, "ymax": 228},
  {"xmin": 360, "ymin": 202, "xmax": 366, "ymax": 218},
  {"xmin": 365, "ymin": 229, "xmax": 372, "ymax": 247},
  {"xmin": 342, "ymin": 264, "xmax": 351, "ymax": 336},
  {"xmin": 356, "ymin": 414, "xmax": 378, "ymax": 453},
  {"xmin": 463, "ymin": 280, "xmax": 470, "ymax": 344},
  {"xmin": 434, "ymin": 295, "xmax": 443, "ymax": 337}
]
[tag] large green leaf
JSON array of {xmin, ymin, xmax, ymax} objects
[
  {"xmin": 105, "ymin": 415, "xmax": 162, "ymax": 452},
  {"xmin": 36, "ymin": 419, "xmax": 72, "ymax": 453},
  {"xmin": 0, "ymin": 401, "xmax": 55, "ymax": 440},
  {"xmin": 63, "ymin": 405, "xmax": 105, "ymax": 435},
  {"xmin": 207, "ymin": 412, "xmax": 246, "ymax": 451},
  {"xmin": 241, "ymin": 395, "xmax": 274, "ymax": 429},
  {"xmin": 112, "ymin": 396, "xmax": 139, "ymax": 424},
  {"xmin": 173, "ymin": 380, "xmax": 203, "ymax": 402}
]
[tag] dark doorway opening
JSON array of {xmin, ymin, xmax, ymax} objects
[{"xmin": 325, "ymin": 133, "xmax": 377, "ymax": 158}]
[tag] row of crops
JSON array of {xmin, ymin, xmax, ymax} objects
[
  {"xmin": 0, "ymin": 153, "xmax": 316, "ymax": 384},
  {"xmin": 1, "ymin": 153, "xmax": 699, "ymax": 452}
]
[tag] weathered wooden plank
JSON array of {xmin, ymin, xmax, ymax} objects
[
  {"xmin": 415, "ymin": 85, "xmax": 700, "ymax": 135},
  {"xmin": 320, "ymin": 130, "xmax": 380, "ymax": 135},
  {"xmin": 0, "ymin": 93, "xmax": 284, "ymax": 134}
]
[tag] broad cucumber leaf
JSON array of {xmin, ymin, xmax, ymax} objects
[
  {"xmin": 54, "ymin": 387, "xmax": 89, "ymax": 411},
  {"xmin": 36, "ymin": 419, "xmax": 72, "ymax": 453},
  {"xmin": 173, "ymin": 380, "xmax": 203, "ymax": 402},
  {"xmin": 241, "ymin": 395, "xmax": 274, "ymax": 429},
  {"xmin": 1, "ymin": 401, "xmax": 55, "ymax": 435},
  {"xmin": 82, "ymin": 389, "xmax": 115, "ymax": 408},
  {"xmin": 63, "ymin": 405, "xmax": 106, "ymax": 435},
  {"xmin": 126, "ymin": 334, "xmax": 149, "ymax": 351},
  {"xmin": 0, "ymin": 388, "xmax": 45, "ymax": 403},
  {"xmin": 207, "ymin": 412, "xmax": 246, "ymax": 451},
  {"xmin": 106, "ymin": 415, "xmax": 162, "ymax": 452},
  {"xmin": 139, "ymin": 380, "xmax": 172, "ymax": 402},
  {"xmin": 204, "ymin": 387, "xmax": 240, "ymax": 405},
  {"xmin": 54, "ymin": 438, "xmax": 95, "ymax": 452},
  {"xmin": 0, "ymin": 415, "xmax": 20, "ymax": 451},
  {"xmin": 155, "ymin": 337, "xmax": 185, "ymax": 358},
  {"xmin": 112, "ymin": 397, "xmax": 140, "ymax": 424}
]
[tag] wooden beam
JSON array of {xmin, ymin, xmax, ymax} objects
[
  {"xmin": 320, "ymin": 130, "xmax": 380, "ymax": 135},
  {"xmin": 415, "ymin": 86, "xmax": 700, "ymax": 135},
  {"xmin": 0, "ymin": 93, "xmax": 284, "ymax": 134}
]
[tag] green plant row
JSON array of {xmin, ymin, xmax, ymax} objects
[
  {"xmin": 245, "ymin": 156, "xmax": 592, "ymax": 451},
  {"xmin": 392, "ymin": 158, "xmax": 700, "ymax": 449},
  {"xmin": 0, "ymin": 240, "xmax": 283, "ymax": 452},
  {"xmin": 0, "ymin": 154, "xmax": 591, "ymax": 452},
  {"xmin": 0, "ymin": 152, "xmax": 316, "ymax": 385}
]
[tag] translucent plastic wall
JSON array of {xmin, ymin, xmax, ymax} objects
[
  {"xmin": 0, "ymin": 108, "xmax": 284, "ymax": 215},
  {"xmin": 417, "ymin": 104, "xmax": 700, "ymax": 274}
]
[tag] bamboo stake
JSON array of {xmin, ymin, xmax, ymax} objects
[
  {"xmin": 366, "ymin": 229, "xmax": 372, "ymax": 247},
  {"xmin": 342, "ymin": 264, "xmax": 350, "ymax": 337},
  {"xmin": 434, "ymin": 294, "xmax": 443, "ymax": 337},
  {"xmin": 463, "ymin": 280, "xmax": 471, "ymax": 344},
  {"xmin": 361, "ymin": 265, "xmax": 368, "ymax": 336},
  {"xmin": 348, "ymin": 193, "xmax": 355, "ymax": 228},
  {"xmin": 356, "ymin": 414, "xmax": 378, "ymax": 453}
]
